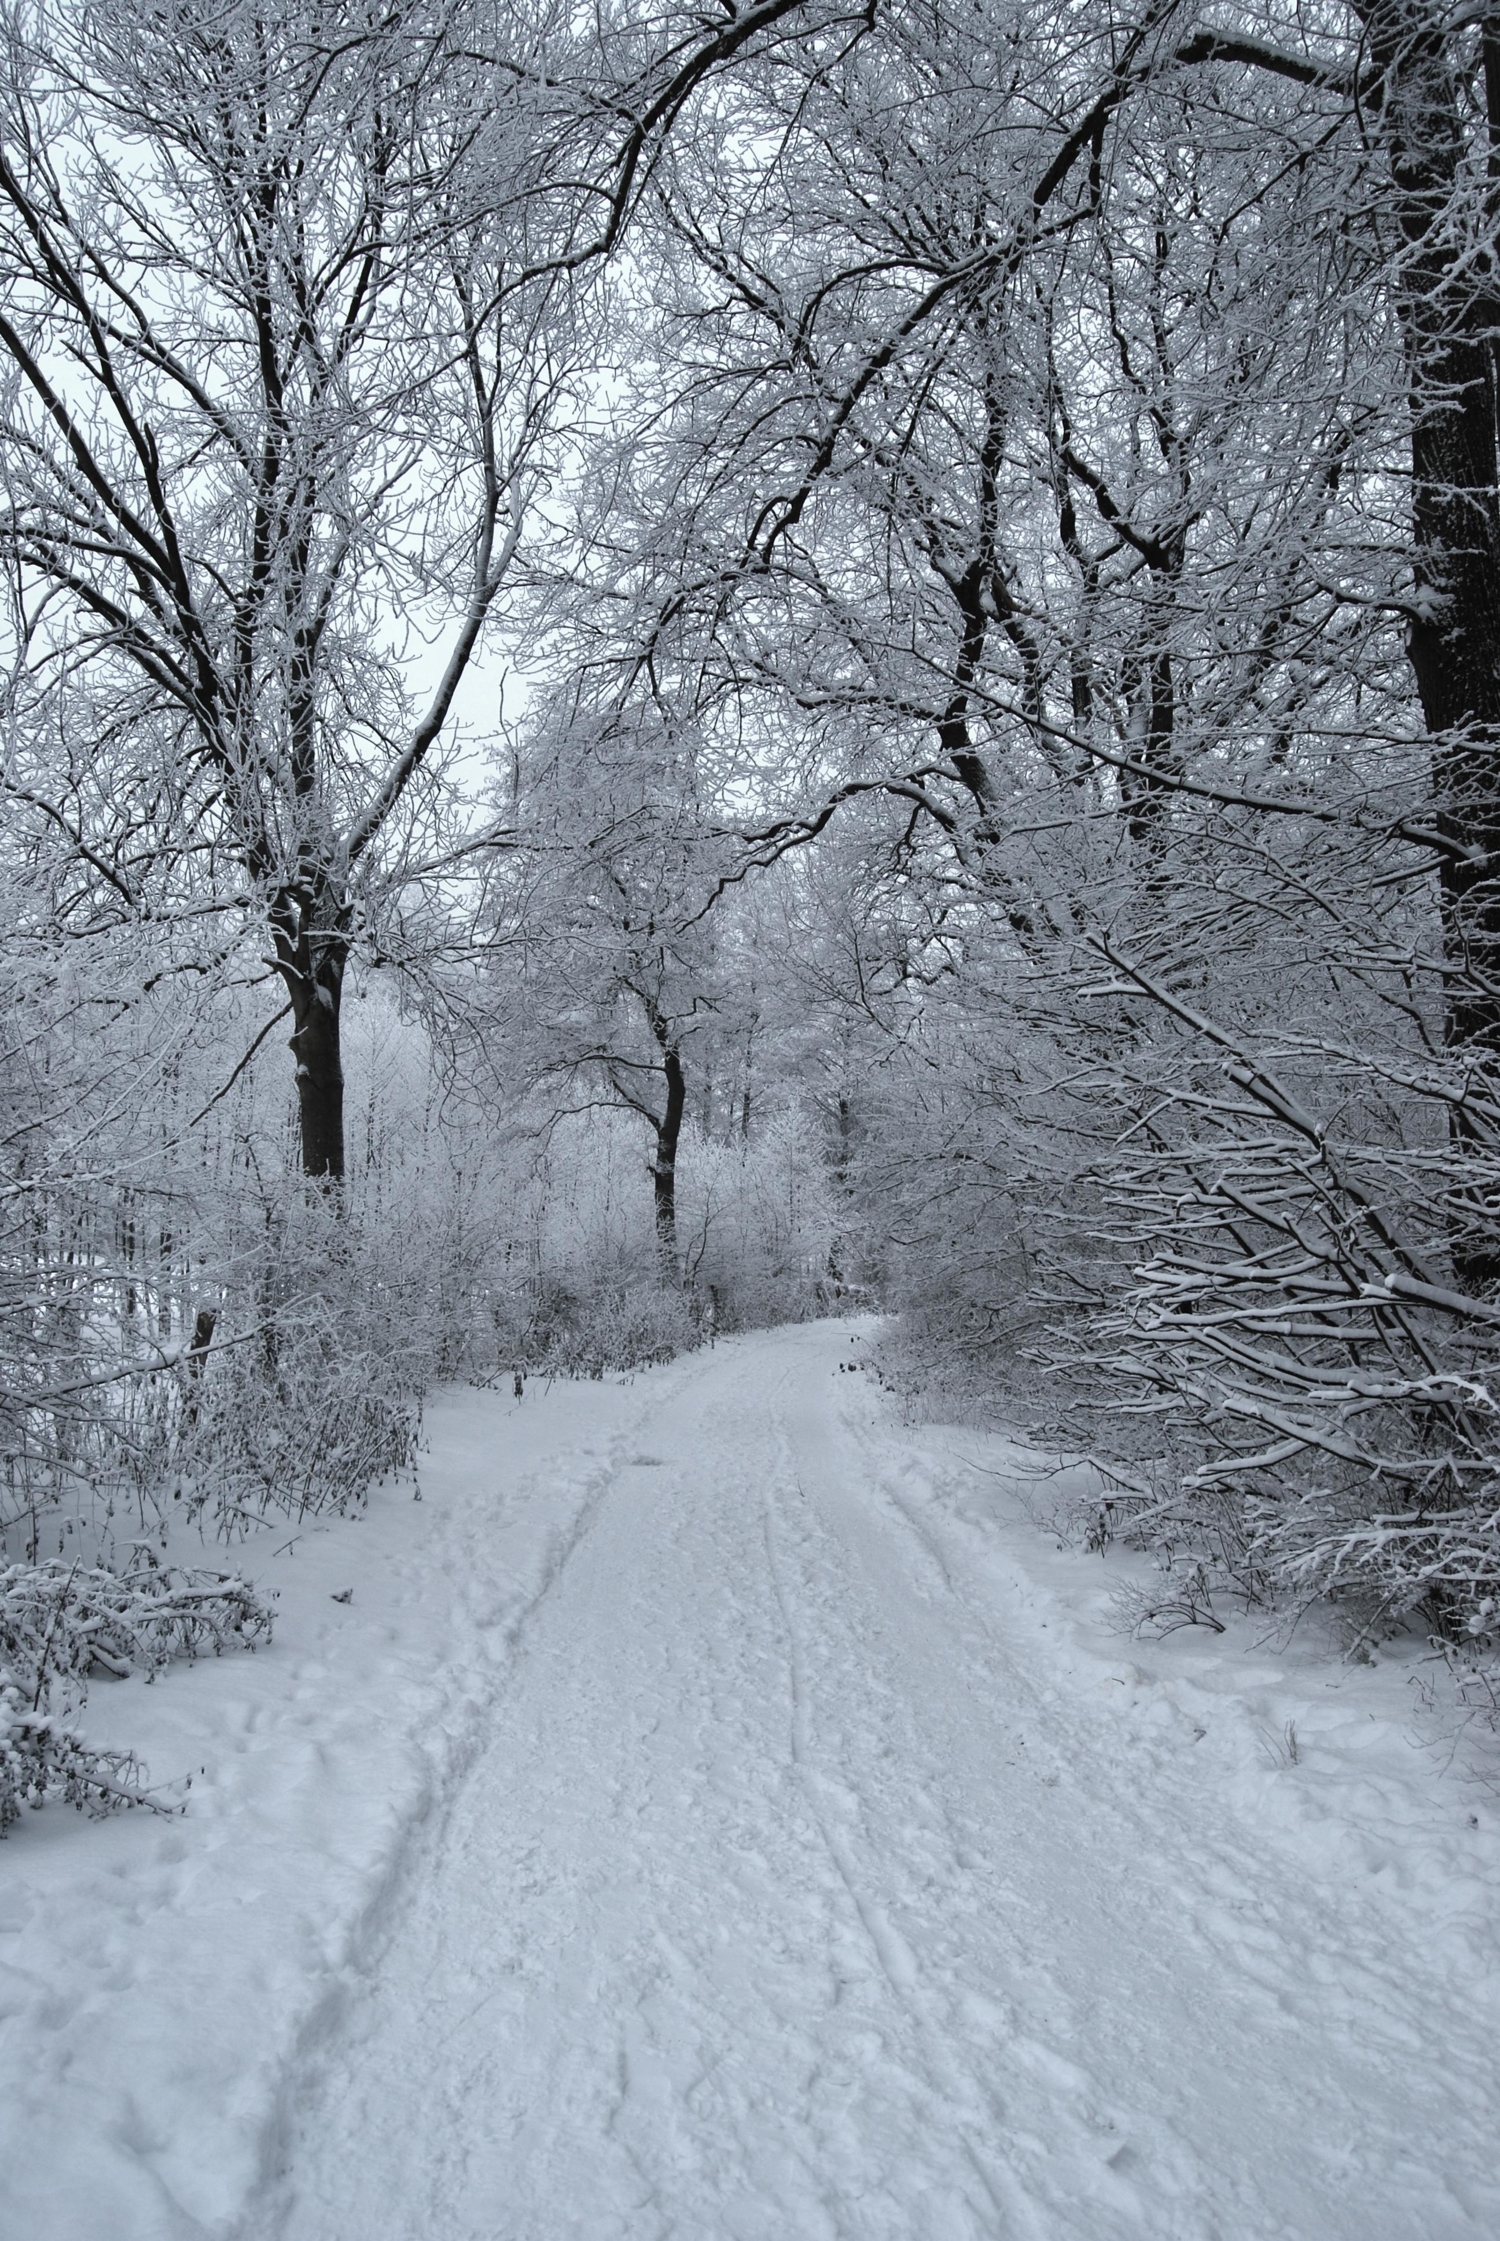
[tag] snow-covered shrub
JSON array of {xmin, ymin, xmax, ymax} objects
[
  {"xmin": 1054, "ymin": 825, "xmax": 1500, "ymax": 1653},
  {"xmin": 862, "ymin": 790, "xmax": 1500, "ymax": 1663},
  {"xmin": 129, "ymin": 1151, "xmax": 434, "ymax": 1535},
  {"xmin": 0, "ymin": 936, "xmax": 219, "ymax": 1560},
  {"xmin": 822, "ymin": 766, "xmax": 1500, "ymax": 1668},
  {"xmin": 1108, "ymin": 1564, "xmax": 1227, "ymax": 1640},
  {"xmin": 0, "ymin": 1546, "xmax": 270, "ymax": 1837},
  {"xmin": 172, "ymin": 1286, "xmax": 421, "ymax": 1534},
  {"xmin": 522, "ymin": 1267, "xmax": 703, "ymax": 1377},
  {"xmin": 418, "ymin": 1097, "xmax": 842, "ymax": 1381},
  {"xmin": 0, "ymin": 1679, "xmax": 160, "ymax": 1834},
  {"xmin": 0, "ymin": 1551, "xmax": 271, "ymax": 1704}
]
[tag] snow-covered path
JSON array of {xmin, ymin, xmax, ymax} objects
[{"xmin": 249, "ymin": 1323, "xmax": 1495, "ymax": 2241}]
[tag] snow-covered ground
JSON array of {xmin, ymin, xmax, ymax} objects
[{"xmin": 2, "ymin": 1319, "xmax": 1497, "ymax": 2240}]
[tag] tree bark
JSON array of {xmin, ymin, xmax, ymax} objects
[
  {"xmin": 289, "ymin": 970, "xmax": 346, "ymax": 1182},
  {"xmin": 273, "ymin": 887, "xmax": 348, "ymax": 1182},
  {"xmin": 651, "ymin": 1032, "xmax": 686, "ymax": 1270},
  {"xmin": 1355, "ymin": 3, "xmax": 1500, "ymax": 1283}
]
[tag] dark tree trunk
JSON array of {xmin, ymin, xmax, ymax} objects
[
  {"xmin": 1357, "ymin": 2, "xmax": 1500, "ymax": 1283},
  {"xmin": 1120, "ymin": 635, "xmax": 1178, "ymax": 849},
  {"xmin": 651, "ymin": 1035, "xmax": 686, "ymax": 1269},
  {"xmin": 272, "ymin": 882, "xmax": 348, "ymax": 1183},
  {"xmin": 288, "ymin": 959, "xmax": 346, "ymax": 1183},
  {"xmin": 183, "ymin": 1306, "xmax": 217, "ymax": 1427}
]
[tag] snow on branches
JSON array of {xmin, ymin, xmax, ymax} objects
[
  {"xmin": 0, "ymin": 1551, "xmax": 273, "ymax": 1705},
  {"xmin": 0, "ymin": 1684, "xmax": 160, "ymax": 1836},
  {"xmin": 0, "ymin": 1551, "xmax": 272, "ymax": 1835}
]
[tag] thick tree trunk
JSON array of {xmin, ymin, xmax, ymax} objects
[
  {"xmin": 274, "ymin": 890, "xmax": 348, "ymax": 1182},
  {"xmin": 290, "ymin": 966, "xmax": 346, "ymax": 1182},
  {"xmin": 1357, "ymin": 2, "xmax": 1500, "ymax": 1284}
]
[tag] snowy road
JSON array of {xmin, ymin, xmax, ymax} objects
[{"xmin": 246, "ymin": 1323, "xmax": 1495, "ymax": 2241}]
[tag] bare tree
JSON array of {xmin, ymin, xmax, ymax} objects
[{"xmin": 0, "ymin": 0, "xmax": 570, "ymax": 1177}]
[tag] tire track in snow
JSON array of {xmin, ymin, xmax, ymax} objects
[
  {"xmin": 757, "ymin": 1431, "xmax": 1036, "ymax": 2240},
  {"xmin": 242, "ymin": 1402, "xmax": 673, "ymax": 2240},
  {"xmin": 750, "ymin": 1371, "xmax": 1175, "ymax": 2240}
]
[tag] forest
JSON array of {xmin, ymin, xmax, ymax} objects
[{"xmin": 4, "ymin": 0, "xmax": 1500, "ymax": 1820}]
